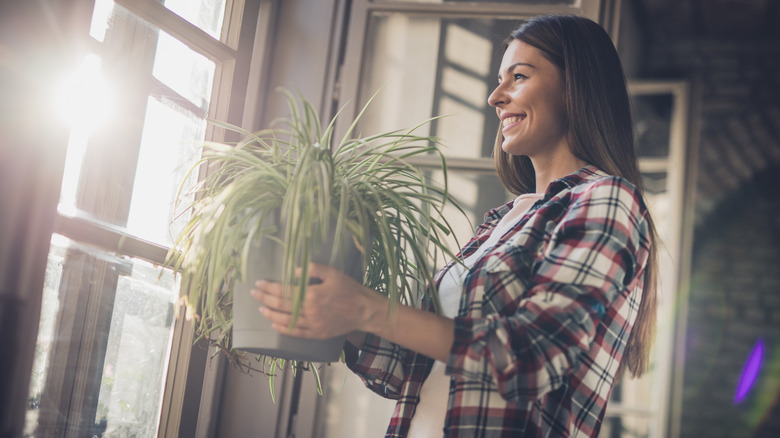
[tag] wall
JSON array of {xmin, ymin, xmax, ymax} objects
[
  {"xmin": 644, "ymin": 39, "xmax": 780, "ymax": 222},
  {"xmin": 682, "ymin": 171, "xmax": 780, "ymax": 437},
  {"xmin": 211, "ymin": 1, "xmax": 345, "ymax": 436},
  {"xmin": 642, "ymin": 30, "xmax": 780, "ymax": 438}
]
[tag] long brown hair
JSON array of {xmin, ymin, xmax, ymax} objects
[{"xmin": 494, "ymin": 14, "xmax": 658, "ymax": 380}]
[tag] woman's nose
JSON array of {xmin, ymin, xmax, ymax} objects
[{"xmin": 488, "ymin": 85, "xmax": 505, "ymax": 108}]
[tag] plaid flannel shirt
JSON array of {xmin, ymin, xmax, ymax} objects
[{"xmin": 345, "ymin": 165, "xmax": 652, "ymax": 437}]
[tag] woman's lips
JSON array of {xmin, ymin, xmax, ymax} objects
[{"xmin": 501, "ymin": 114, "xmax": 524, "ymax": 131}]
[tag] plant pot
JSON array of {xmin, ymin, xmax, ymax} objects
[{"xmin": 232, "ymin": 215, "xmax": 366, "ymax": 362}]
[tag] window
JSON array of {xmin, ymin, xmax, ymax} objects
[
  {"xmin": 24, "ymin": 0, "xmax": 260, "ymax": 436},
  {"xmin": 598, "ymin": 81, "xmax": 691, "ymax": 438}
]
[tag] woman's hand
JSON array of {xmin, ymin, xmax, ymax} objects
[
  {"xmin": 251, "ymin": 262, "xmax": 455, "ymax": 362},
  {"xmin": 250, "ymin": 262, "xmax": 381, "ymax": 340}
]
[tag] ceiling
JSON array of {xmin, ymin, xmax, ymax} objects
[
  {"xmin": 628, "ymin": 0, "xmax": 780, "ymax": 224},
  {"xmin": 632, "ymin": 0, "xmax": 780, "ymax": 41}
]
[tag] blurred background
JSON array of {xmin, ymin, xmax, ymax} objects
[{"xmin": 1, "ymin": 0, "xmax": 778, "ymax": 437}]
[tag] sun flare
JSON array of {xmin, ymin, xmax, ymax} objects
[{"xmin": 53, "ymin": 54, "xmax": 113, "ymax": 132}]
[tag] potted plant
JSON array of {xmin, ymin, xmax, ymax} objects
[{"xmin": 167, "ymin": 89, "xmax": 464, "ymax": 389}]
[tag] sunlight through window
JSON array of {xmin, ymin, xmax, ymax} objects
[{"xmin": 55, "ymin": 54, "xmax": 113, "ymax": 215}]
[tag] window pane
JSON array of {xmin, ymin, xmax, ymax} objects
[
  {"xmin": 633, "ymin": 93, "xmax": 673, "ymax": 158},
  {"xmin": 359, "ymin": 14, "xmax": 521, "ymax": 160},
  {"xmin": 89, "ymin": 0, "xmax": 114, "ymax": 42},
  {"xmin": 164, "ymin": 0, "xmax": 227, "ymax": 39},
  {"xmin": 25, "ymin": 235, "xmax": 179, "ymax": 436},
  {"xmin": 153, "ymin": 31, "xmax": 216, "ymax": 112},
  {"xmin": 94, "ymin": 257, "xmax": 178, "ymax": 436},
  {"xmin": 641, "ymin": 171, "xmax": 671, "ymax": 238},
  {"xmin": 24, "ymin": 237, "xmax": 67, "ymax": 436},
  {"xmin": 428, "ymin": 169, "xmax": 513, "ymax": 254},
  {"xmin": 127, "ymin": 97, "xmax": 206, "ymax": 246},
  {"xmin": 61, "ymin": 0, "xmax": 215, "ymax": 244}
]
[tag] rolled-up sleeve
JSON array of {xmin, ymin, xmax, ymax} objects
[
  {"xmin": 446, "ymin": 176, "xmax": 651, "ymax": 403},
  {"xmin": 345, "ymin": 333, "xmax": 413, "ymax": 399}
]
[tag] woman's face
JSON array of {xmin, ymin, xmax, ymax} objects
[{"xmin": 488, "ymin": 39, "xmax": 569, "ymax": 158}]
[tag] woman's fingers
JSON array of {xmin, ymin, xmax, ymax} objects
[
  {"xmin": 250, "ymin": 277, "xmax": 332, "ymax": 337},
  {"xmin": 249, "ymin": 262, "xmax": 369, "ymax": 339},
  {"xmin": 258, "ymin": 304, "xmax": 337, "ymax": 339},
  {"xmin": 250, "ymin": 280, "xmax": 291, "ymax": 312}
]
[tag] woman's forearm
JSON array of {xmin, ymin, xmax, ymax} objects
[{"xmin": 359, "ymin": 291, "xmax": 455, "ymax": 363}]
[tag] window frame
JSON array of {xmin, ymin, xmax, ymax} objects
[{"xmin": 22, "ymin": 1, "xmax": 266, "ymax": 436}]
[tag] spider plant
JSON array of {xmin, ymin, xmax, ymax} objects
[{"xmin": 167, "ymin": 88, "xmax": 465, "ymax": 383}]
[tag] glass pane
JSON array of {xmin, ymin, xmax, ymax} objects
[
  {"xmin": 89, "ymin": 0, "xmax": 114, "ymax": 42},
  {"xmin": 632, "ymin": 93, "xmax": 673, "ymax": 158},
  {"xmin": 61, "ymin": 0, "xmax": 215, "ymax": 244},
  {"xmin": 127, "ymin": 97, "xmax": 206, "ymax": 246},
  {"xmin": 56, "ymin": 54, "xmax": 108, "ymax": 216},
  {"xmin": 95, "ymin": 257, "xmax": 178, "ymax": 436},
  {"xmin": 641, "ymin": 172, "xmax": 671, "ymax": 238},
  {"xmin": 25, "ymin": 235, "xmax": 179, "ymax": 436},
  {"xmin": 165, "ymin": 0, "xmax": 227, "ymax": 39},
  {"xmin": 359, "ymin": 13, "xmax": 522, "ymax": 159},
  {"xmin": 153, "ymin": 31, "xmax": 216, "ymax": 112},
  {"xmin": 24, "ymin": 238, "xmax": 66, "ymax": 435},
  {"xmin": 428, "ymin": 169, "xmax": 513, "ymax": 255}
]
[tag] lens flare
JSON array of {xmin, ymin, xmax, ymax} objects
[
  {"xmin": 53, "ymin": 53, "xmax": 113, "ymax": 131},
  {"xmin": 734, "ymin": 338, "xmax": 764, "ymax": 404}
]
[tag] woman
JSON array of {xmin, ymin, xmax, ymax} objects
[{"xmin": 253, "ymin": 14, "xmax": 658, "ymax": 437}]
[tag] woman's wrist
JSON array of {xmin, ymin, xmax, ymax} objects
[
  {"xmin": 358, "ymin": 287, "xmax": 391, "ymax": 336},
  {"xmin": 354, "ymin": 286, "xmax": 455, "ymax": 362}
]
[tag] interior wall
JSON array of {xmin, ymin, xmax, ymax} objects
[
  {"xmin": 638, "ymin": 11, "xmax": 780, "ymax": 438},
  {"xmin": 681, "ymin": 170, "xmax": 780, "ymax": 437},
  {"xmin": 642, "ymin": 36, "xmax": 780, "ymax": 223},
  {"xmin": 212, "ymin": 1, "xmax": 344, "ymax": 436}
]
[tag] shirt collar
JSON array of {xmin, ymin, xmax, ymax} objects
[
  {"xmin": 543, "ymin": 164, "xmax": 606, "ymax": 198},
  {"xmin": 483, "ymin": 165, "xmax": 607, "ymax": 223}
]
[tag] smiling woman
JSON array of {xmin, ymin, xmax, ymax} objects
[{"xmin": 254, "ymin": 14, "xmax": 659, "ymax": 438}]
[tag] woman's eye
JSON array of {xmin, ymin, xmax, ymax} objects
[{"xmin": 514, "ymin": 73, "xmax": 528, "ymax": 80}]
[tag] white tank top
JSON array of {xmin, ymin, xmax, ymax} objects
[{"xmin": 407, "ymin": 193, "xmax": 543, "ymax": 437}]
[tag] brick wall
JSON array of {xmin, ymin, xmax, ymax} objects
[
  {"xmin": 645, "ymin": 39, "xmax": 780, "ymax": 223},
  {"xmin": 681, "ymin": 171, "xmax": 780, "ymax": 437},
  {"xmin": 643, "ymin": 39, "xmax": 780, "ymax": 437}
]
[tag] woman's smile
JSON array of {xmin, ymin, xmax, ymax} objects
[{"xmin": 501, "ymin": 113, "xmax": 526, "ymax": 131}]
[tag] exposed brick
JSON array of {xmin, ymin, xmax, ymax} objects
[
  {"xmin": 700, "ymin": 98, "xmax": 750, "ymax": 116},
  {"xmin": 648, "ymin": 27, "xmax": 780, "ymax": 435},
  {"xmin": 681, "ymin": 168, "xmax": 780, "ymax": 437}
]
